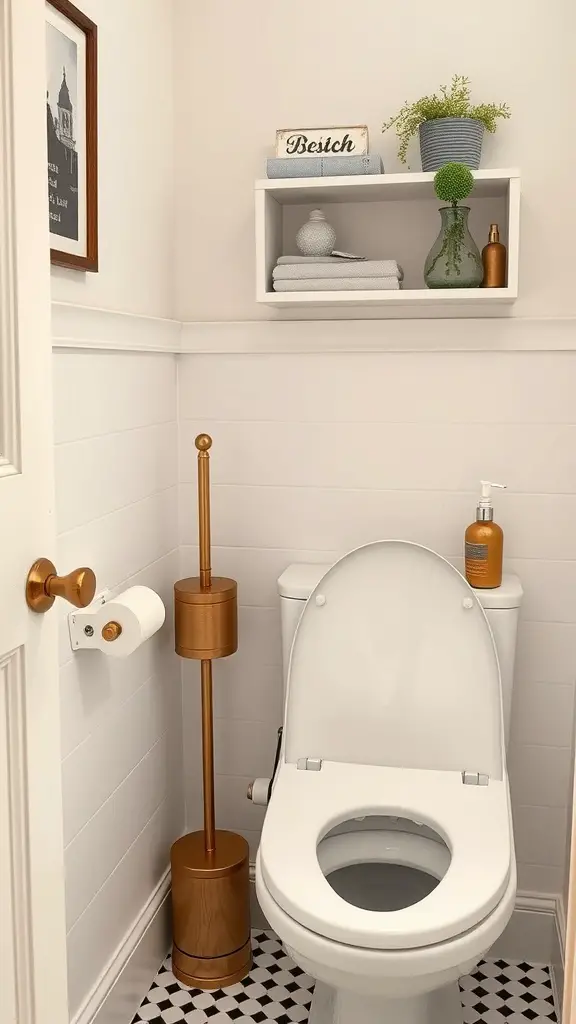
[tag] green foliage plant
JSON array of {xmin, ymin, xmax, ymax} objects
[
  {"xmin": 382, "ymin": 75, "xmax": 510, "ymax": 165},
  {"xmin": 426, "ymin": 163, "xmax": 478, "ymax": 280}
]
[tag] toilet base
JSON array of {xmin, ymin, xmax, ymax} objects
[{"xmin": 309, "ymin": 980, "xmax": 462, "ymax": 1024}]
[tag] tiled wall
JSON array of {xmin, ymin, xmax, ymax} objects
[
  {"xmin": 178, "ymin": 349, "xmax": 576, "ymax": 899},
  {"xmin": 53, "ymin": 350, "xmax": 183, "ymax": 1019}
]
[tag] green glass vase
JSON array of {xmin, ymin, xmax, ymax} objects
[{"xmin": 424, "ymin": 206, "xmax": 483, "ymax": 288}]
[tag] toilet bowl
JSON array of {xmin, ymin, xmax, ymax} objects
[{"xmin": 256, "ymin": 541, "xmax": 520, "ymax": 1024}]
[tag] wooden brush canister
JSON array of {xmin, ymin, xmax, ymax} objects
[{"xmin": 171, "ymin": 830, "xmax": 251, "ymax": 988}]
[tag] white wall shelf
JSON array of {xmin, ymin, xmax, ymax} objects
[{"xmin": 255, "ymin": 168, "xmax": 520, "ymax": 310}]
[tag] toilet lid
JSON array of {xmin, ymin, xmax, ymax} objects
[{"xmin": 285, "ymin": 541, "xmax": 503, "ymax": 780}]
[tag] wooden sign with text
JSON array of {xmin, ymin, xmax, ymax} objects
[{"xmin": 276, "ymin": 125, "xmax": 369, "ymax": 158}]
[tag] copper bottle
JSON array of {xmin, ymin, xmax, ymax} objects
[
  {"xmin": 465, "ymin": 519, "xmax": 504, "ymax": 589},
  {"xmin": 482, "ymin": 223, "xmax": 507, "ymax": 287},
  {"xmin": 465, "ymin": 481, "xmax": 506, "ymax": 589}
]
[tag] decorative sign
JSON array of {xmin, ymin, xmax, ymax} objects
[{"xmin": 276, "ymin": 125, "xmax": 369, "ymax": 159}]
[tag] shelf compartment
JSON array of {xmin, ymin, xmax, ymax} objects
[{"xmin": 255, "ymin": 168, "xmax": 520, "ymax": 310}]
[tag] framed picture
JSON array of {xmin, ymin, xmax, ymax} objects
[{"xmin": 46, "ymin": 0, "xmax": 98, "ymax": 271}]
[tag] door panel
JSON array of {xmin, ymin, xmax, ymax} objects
[{"xmin": 0, "ymin": 0, "xmax": 69, "ymax": 1021}]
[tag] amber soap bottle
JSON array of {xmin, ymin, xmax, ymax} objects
[
  {"xmin": 482, "ymin": 223, "xmax": 507, "ymax": 287},
  {"xmin": 465, "ymin": 481, "xmax": 506, "ymax": 589}
]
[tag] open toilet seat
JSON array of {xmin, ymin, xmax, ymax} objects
[{"xmin": 260, "ymin": 759, "xmax": 512, "ymax": 951}]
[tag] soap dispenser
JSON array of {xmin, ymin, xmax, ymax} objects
[{"xmin": 465, "ymin": 481, "xmax": 506, "ymax": 589}]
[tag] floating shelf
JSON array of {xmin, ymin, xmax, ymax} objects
[{"xmin": 255, "ymin": 168, "xmax": 520, "ymax": 310}]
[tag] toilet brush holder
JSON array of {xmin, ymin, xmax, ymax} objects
[{"xmin": 171, "ymin": 434, "xmax": 251, "ymax": 989}]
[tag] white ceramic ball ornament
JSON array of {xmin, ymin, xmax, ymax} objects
[{"xmin": 296, "ymin": 209, "xmax": 336, "ymax": 256}]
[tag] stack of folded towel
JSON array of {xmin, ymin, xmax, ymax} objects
[
  {"xmin": 272, "ymin": 256, "xmax": 403, "ymax": 292},
  {"xmin": 267, "ymin": 154, "xmax": 383, "ymax": 178}
]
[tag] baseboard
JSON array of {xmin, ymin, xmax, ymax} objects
[
  {"xmin": 552, "ymin": 894, "xmax": 566, "ymax": 1015},
  {"xmin": 71, "ymin": 868, "xmax": 171, "ymax": 1024}
]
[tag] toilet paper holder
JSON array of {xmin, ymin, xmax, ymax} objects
[
  {"xmin": 68, "ymin": 589, "xmax": 119, "ymax": 650},
  {"xmin": 68, "ymin": 584, "xmax": 166, "ymax": 654}
]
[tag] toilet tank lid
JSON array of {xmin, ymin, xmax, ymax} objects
[
  {"xmin": 278, "ymin": 563, "xmax": 332, "ymax": 600},
  {"xmin": 278, "ymin": 562, "xmax": 523, "ymax": 609},
  {"xmin": 474, "ymin": 574, "xmax": 523, "ymax": 610}
]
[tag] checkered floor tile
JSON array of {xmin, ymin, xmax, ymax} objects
[
  {"xmin": 132, "ymin": 930, "xmax": 558, "ymax": 1024},
  {"xmin": 459, "ymin": 958, "xmax": 557, "ymax": 1024}
]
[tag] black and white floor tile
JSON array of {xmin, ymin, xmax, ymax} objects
[
  {"xmin": 459, "ymin": 958, "xmax": 557, "ymax": 1024},
  {"xmin": 132, "ymin": 930, "xmax": 559, "ymax": 1024}
]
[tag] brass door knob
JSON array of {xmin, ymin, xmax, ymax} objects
[{"xmin": 26, "ymin": 558, "xmax": 96, "ymax": 613}]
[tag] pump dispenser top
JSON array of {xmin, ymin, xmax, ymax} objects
[
  {"xmin": 465, "ymin": 480, "xmax": 506, "ymax": 588},
  {"xmin": 477, "ymin": 480, "xmax": 506, "ymax": 521}
]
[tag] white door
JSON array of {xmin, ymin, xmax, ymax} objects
[
  {"xmin": 564, "ymin": 765, "xmax": 576, "ymax": 1024},
  {"xmin": 0, "ymin": 0, "xmax": 69, "ymax": 1021}
]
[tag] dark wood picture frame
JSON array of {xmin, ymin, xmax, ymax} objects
[{"xmin": 47, "ymin": 0, "xmax": 98, "ymax": 272}]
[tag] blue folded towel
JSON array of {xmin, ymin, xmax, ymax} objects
[{"xmin": 267, "ymin": 154, "xmax": 383, "ymax": 178}]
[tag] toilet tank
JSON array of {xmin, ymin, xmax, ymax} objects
[{"xmin": 278, "ymin": 562, "xmax": 523, "ymax": 747}]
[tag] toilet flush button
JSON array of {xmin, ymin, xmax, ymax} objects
[
  {"xmin": 315, "ymin": 594, "xmax": 326, "ymax": 607},
  {"xmin": 463, "ymin": 597, "xmax": 474, "ymax": 609}
]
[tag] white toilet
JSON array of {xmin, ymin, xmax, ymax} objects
[{"xmin": 255, "ymin": 540, "xmax": 523, "ymax": 1024}]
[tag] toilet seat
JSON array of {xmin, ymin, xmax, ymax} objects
[
  {"xmin": 317, "ymin": 828, "xmax": 451, "ymax": 883},
  {"xmin": 260, "ymin": 759, "xmax": 512, "ymax": 950}
]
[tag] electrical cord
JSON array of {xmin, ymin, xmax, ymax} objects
[{"xmin": 267, "ymin": 726, "xmax": 283, "ymax": 804}]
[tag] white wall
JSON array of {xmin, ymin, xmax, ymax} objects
[
  {"xmin": 173, "ymin": 0, "xmax": 575, "ymax": 322},
  {"xmin": 51, "ymin": 0, "xmax": 175, "ymax": 318},
  {"xmin": 50, "ymin": 3, "xmax": 180, "ymax": 1019},
  {"xmin": 174, "ymin": 0, "xmax": 576, "ymax": 905}
]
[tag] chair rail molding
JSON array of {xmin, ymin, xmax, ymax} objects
[
  {"xmin": 51, "ymin": 302, "xmax": 576, "ymax": 354},
  {"xmin": 51, "ymin": 302, "xmax": 181, "ymax": 353}
]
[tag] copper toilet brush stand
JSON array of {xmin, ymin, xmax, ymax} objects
[{"xmin": 171, "ymin": 434, "xmax": 251, "ymax": 989}]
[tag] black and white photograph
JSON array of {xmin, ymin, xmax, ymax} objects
[
  {"xmin": 46, "ymin": 0, "xmax": 98, "ymax": 271},
  {"xmin": 46, "ymin": 20, "xmax": 79, "ymax": 242}
]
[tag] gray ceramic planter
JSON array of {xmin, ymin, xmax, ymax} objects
[{"xmin": 419, "ymin": 117, "xmax": 484, "ymax": 171}]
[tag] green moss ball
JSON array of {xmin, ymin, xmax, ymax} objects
[{"xmin": 433, "ymin": 162, "xmax": 475, "ymax": 203}]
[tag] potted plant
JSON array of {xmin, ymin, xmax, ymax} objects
[
  {"xmin": 382, "ymin": 75, "xmax": 510, "ymax": 170},
  {"xmin": 424, "ymin": 163, "xmax": 483, "ymax": 288}
]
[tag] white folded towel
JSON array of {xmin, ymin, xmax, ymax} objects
[
  {"xmin": 273, "ymin": 261, "xmax": 403, "ymax": 281},
  {"xmin": 273, "ymin": 277, "xmax": 401, "ymax": 292}
]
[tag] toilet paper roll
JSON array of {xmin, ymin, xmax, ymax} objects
[
  {"xmin": 94, "ymin": 586, "xmax": 165, "ymax": 658},
  {"xmin": 248, "ymin": 778, "xmax": 271, "ymax": 806}
]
